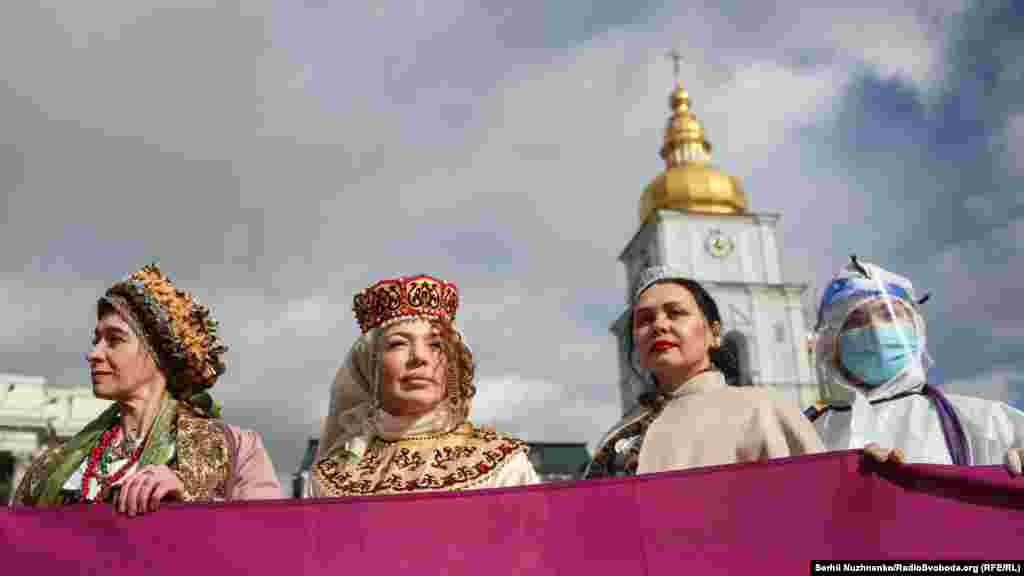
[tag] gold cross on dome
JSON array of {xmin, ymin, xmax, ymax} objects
[{"xmin": 667, "ymin": 48, "xmax": 683, "ymax": 82}]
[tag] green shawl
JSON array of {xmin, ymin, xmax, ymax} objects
[{"xmin": 27, "ymin": 393, "xmax": 178, "ymax": 507}]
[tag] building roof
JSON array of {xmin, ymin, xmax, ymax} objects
[{"xmin": 527, "ymin": 442, "xmax": 590, "ymax": 478}]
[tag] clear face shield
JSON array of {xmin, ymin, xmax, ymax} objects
[
  {"xmin": 816, "ymin": 267, "xmax": 929, "ymax": 390},
  {"xmin": 835, "ymin": 295, "xmax": 920, "ymax": 387}
]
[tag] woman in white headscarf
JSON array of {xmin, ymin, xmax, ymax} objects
[
  {"xmin": 807, "ymin": 256, "xmax": 1024, "ymax": 475},
  {"xmin": 306, "ymin": 274, "xmax": 538, "ymax": 497},
  {"xmin": 585, "ymin": 266, "xmax": 823, "ymax": 478}
]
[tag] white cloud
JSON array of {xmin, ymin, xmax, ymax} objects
[
  {"xmin": 473, "ymin": 373, "xmax": 620, "ymax": 452},
  {"xmin": 725, "ymin": 61, "xmax": 847, "ymax": 134},
  {"xmin": 932, "ymin": 218, "xmax": 1024, "ymax": 331},
  {"xmin": 36, "ymin": 0, "xmax": 220, "ymax": 47},
  {"xmin": 822, "ymin": 1, "xmax": 968, "ymax": 94},
  {"xmin": 924, "ymin": 218, "xmax": 1024, "ymax": 377},
  {"xmin": 652, "ymin": 1, "xmax": 967, "ymax": 99}
]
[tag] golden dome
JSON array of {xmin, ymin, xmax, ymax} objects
[{"xmin": 639, "ymin": 83, "xmax": 747, "ymax": 223}]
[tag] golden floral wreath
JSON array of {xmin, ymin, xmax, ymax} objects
[{"xmin": 102, "ymin": 263, "xmax": 227, "ymax": 394}]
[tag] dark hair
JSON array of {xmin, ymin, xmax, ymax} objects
[{"xmin": 627, "ymin": 278, "xmax": 741, "ymax": 387}]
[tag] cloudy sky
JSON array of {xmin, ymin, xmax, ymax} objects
[{"xmin": 2, "ymin": 0, "xmax": 1022, "ymax": 477}]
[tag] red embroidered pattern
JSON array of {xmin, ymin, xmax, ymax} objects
[
  {"xmin": 352, "ymin": 275, "xmax": 459, "ymax": 334},
  {"xmin": 312, "ymin": 424, "xmax": 527, "ymax": 496}
]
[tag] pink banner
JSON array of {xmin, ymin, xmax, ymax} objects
[{"xmin": 3, "ymin": 450, "xmax": 1023, "ymax": 574}]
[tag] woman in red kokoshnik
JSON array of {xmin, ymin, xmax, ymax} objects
[
  {"xmin": 12, "ymin": 264, "xmax": 280, "ymax": 513},
  {"xmin": 307, "ymin": 274, "xmax": 538, "ymax": 497}
]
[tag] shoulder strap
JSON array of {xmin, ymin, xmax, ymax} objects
[{"xmin": 922, "ymin": 383, "xmax": 972, "ymax": 466}]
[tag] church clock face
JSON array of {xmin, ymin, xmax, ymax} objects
[{"xmin": 705, "ymin": 229, "xmax": 735, "ymax": 258}]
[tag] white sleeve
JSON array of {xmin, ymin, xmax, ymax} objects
[
  {"xmin": 489, "ymin": 451, "xmax": 541, "ymax": 488},
  {"xmin": 948, "ymin": 394, "xmax": 1024, "ymax": 465}
]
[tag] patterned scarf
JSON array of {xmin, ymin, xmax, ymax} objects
[{"xmin": 26, "ymin": 393, "xmax": 178, "ymax": 507}]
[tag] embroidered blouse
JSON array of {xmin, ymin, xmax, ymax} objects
[{"xmin": 308, "ymin": 408, "xmax": 538, "ymax": 497}]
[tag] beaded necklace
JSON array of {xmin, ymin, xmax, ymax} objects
[{"xmin": 80, "ymin": 421, "xmax": 146, "ymax": 500}]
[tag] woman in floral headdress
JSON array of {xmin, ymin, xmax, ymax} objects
[
  {"xmin": 11, "ymin": 264, "xmax": 280, "ymax": 513},
  {"xmin": 585, "ymin": 266, "xmax": 823, "ymax": 478},
  {"xmin": 306, "ymin": 274, "xmax": 538, "ymax": 497}
]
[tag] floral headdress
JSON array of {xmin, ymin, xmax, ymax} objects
[{"xmin": 100, "ymin": 263, "xmax": 227, "ymax": 399}]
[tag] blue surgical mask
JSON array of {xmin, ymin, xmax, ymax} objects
[{"xmin": 838, "ymin": 322, "xmax": 919, "ymax": 386}]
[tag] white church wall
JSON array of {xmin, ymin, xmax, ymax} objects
[
  {"xmin": 785, "ymin": 290, "xmax": 818, "ymax": 410},
  {"xmin": 709, "ymin": 285, "xmax": 759, "ymax": 385},
  {"xmin": 623, "ymin": 212, "xmax": 785, "ymax": 291},
  {"xmin": 622, "ymin": 224, "xmax": 659, "ymax": 297},
  {"xmin": 738, "ymin": 226, "xmax": 762, "ymax": 284},
  {"xmin": 751, "ymin": 287, "xmax": 820, "ymax": 408},
  {"xmin": 754, "ymin": 215, "xmax": 782, "ymax": 284},
  {"xmin": 749, "ymin": 286, "xmax": 794, "ymax": 381},
  {"xmin": 656, "ymin": 212, "xmax": 769, "ymax": 286}
]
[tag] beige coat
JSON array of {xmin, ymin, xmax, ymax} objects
[
  {"xmin": 588, "ymin": 371, "xmax": 824, "ymax": 477},
  {"xmin": 638, "ymin": 371, "xmax": 825, "ymax": 473}
]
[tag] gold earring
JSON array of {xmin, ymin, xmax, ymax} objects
[{"xmin": 447, "ymin": 364, "xmax": 459, "ymax": 404}]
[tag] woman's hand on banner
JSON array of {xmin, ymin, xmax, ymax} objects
[
  {"xmin": 116, "ymin": 465, "xmax": 184, "ymax": 517},
  {"xmin": 863, "ymin": 443, "xmax": 905, "ymax": 464},
  {"xmin": 1005, "ymin": 448, "xmax": 1023, "ymax": 476}
]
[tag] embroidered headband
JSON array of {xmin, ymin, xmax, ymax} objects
[
  {"xmin": 352, "ymin": 274, "xmax": 459, "ymax": 334},
  {"xmin": 100, "ymin": 263, "xmax": 227, "ymax": 395}
]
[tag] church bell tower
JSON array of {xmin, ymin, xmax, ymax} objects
[{"xmin": 613, "ymin": 63, "xmax": 818, "ymax": 415}]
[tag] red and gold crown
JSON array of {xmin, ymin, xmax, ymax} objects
[{"xmin": 352, "ymin": 274, "xmax": 459, "ymax": 333}]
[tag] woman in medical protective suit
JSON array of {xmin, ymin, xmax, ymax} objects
[{"xmin": 807, "ymin": 256, "xmax": 1024, "ymax": 475}]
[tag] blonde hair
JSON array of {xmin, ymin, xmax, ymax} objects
[{"xmin": 371, "ymin": 318, "xmax": 476, "ymax": 419}]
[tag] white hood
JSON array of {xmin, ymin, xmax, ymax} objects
[
  {"xmin": 814, "ymin": 258, "xmax": 930, "ymax": 406},
  {"xmin": 812, "ymin": 258, "xmax": 1024, "ymax": 465}
]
